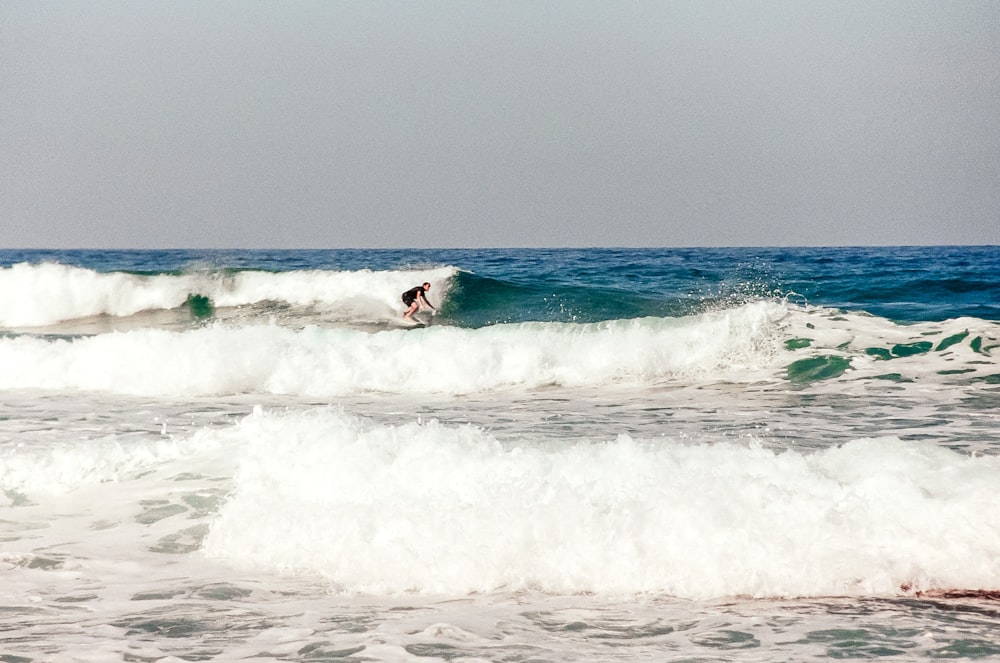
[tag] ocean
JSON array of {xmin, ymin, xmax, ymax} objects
[{"xmin": 1, "ymin": 246, "xmax": 998, "ymax": 661}]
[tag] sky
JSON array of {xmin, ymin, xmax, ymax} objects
[{"xmin": 3, "ymin": 1, "xmax": 998, "ymax": 249}]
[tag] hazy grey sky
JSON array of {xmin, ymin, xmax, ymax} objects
[{"xmin": 3, "ymin": 1, "xmax": 998, "ymax": 248}]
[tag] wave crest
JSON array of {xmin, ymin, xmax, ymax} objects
[{"xmin": 0, "ymin": 262, "xmax": 458, "ymax": 328}]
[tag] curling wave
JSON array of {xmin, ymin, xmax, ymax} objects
[{"xmin": 0, "ymin": 262, "xmax": 458, "ymax": 328}]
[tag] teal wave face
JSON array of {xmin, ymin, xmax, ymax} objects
[{"xmin": 441, "ymin": 271, "xmax": 699, "ymax": 327}]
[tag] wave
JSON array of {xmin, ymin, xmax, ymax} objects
[
  {"xmin": 0, "ymin": 302, "xmax": 996, "ymax": 397},
  {"xmin": 779, "ymin": 307, "xmax": 999, "ymax": 386},
  {"xmin": 0, "ymin": 262, "xmax": 458, "ymax": 328},
  {"xmin": 0, "ymin": 433, "xmax": 203, "ymax": 498},
  {"xmin": 0, "ymin": 260, "xmax": 758, "ymax": 331},
  {"xmin": 0, "ymin": 302, "xmax": 788, "ymax": 397},
  {"xmin": 444, "ymin": 271, "xmax": 697, "ymax": 326},
  {"xmin": 9, "ymin": 406, "xmax": 994, "ymax": 599},
  {"xmin": 191, "ymin": 409, "xmax": 1000, "ymax": 598}
]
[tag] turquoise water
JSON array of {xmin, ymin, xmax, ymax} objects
[{"xmin": 1, "ymin": 246, "xmax": 998, "ymax": 661}]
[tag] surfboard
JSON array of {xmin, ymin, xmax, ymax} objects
[{"xmin": 398, "ymin": 316, "xmax": 426, "ymax": 329}]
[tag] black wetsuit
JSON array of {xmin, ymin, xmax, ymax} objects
[{"xmin": 401, "ymin": 286, "xmax": 426, "ymax": 307}]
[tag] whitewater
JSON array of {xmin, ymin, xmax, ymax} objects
[{"xmin": 1, "ymin": 246, "xmax": 999, "ymax": 661}]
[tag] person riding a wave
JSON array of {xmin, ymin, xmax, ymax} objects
[{"xmin": 401, "ymin": 282, "xmax": 436, "ymax": 320}]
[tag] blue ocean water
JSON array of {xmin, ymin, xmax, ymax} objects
[{"xmin": 1, "ymin": 246, "xmax": 999, "ymax": 661}]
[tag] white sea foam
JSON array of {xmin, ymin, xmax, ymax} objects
[
  {"xmin": 0, "ymin": 262, "xmax": 457, "ymax": 327},
  {"xmin": 200, "ymin": 408, "xmax": 1000, "ymax": 599},
  {"xmin": 0, "ymin": 425, "xmax": 228, "ymax": 499},
  {"xmin": 783, "ymin": 307, "xmax": 999, "ymax": 383},
  {"xmin": 0, "ymin": 302, "xmax": 787, "ymax": 397},
  {"xmin": 0, "ymin": 263, "xmax": 191, "ymax": 327}
]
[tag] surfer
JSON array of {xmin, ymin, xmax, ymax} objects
[{"xmin": 401, "ymin": 282, "xmax": 436, "ymax": 319}]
